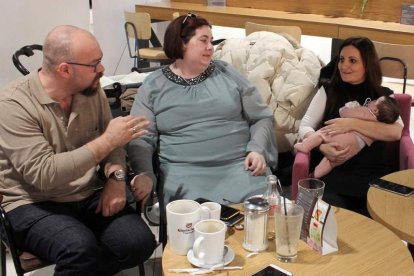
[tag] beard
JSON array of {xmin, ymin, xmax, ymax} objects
[{"xmin": 81, "ymin": 72, "xmax": 104, "ymax": 97}]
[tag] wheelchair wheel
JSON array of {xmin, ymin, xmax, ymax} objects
[{"xmin": 144, "ymin": 199, "xmax": 160, "ymax": 226}]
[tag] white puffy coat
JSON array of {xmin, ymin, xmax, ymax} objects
[{"xmin": 213, "ymin": 31, "xmax": 324, "ymax": 152}]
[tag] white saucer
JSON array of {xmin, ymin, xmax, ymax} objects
[{"xmin": 187, "ymin": 245, "xmax": 235, "ymax": 269}]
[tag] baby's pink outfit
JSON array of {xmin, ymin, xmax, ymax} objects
[{"xmin": 294, "ymin": 100, "xmax": 377, "ymax": 178}]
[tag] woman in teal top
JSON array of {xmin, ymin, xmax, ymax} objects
[{"xmin": 127, "ymin": 13, "xmax": 278, "ymax": 205}]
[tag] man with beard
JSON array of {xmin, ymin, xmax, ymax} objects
[{"xmin": 0, "ymin": 25, "xmax": 156, "ymax": 275}]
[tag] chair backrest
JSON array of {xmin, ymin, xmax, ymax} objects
[
  {"xmin": 394, "ymin": 93, "xmax": 411, "ymax": 136},
  {"xmin": 124, "ymin": 11, "xmax": 152, "ymax": 40},
  {"xmin": 386, "ymin": 93, "xmax": 411, "ymax": 169},
  {"xmin": 245, "ymin": 22, "xmax": 302, "ymax": 43},
  {"xmin": 373, "ymin": 41, "xmax": 414, "ymax": 94},
  {"xmin": 172, "ymin": 12, "xmax": 180, "ymax": 19},
  {"xmin": 374, "ymin": 41, "xmax": 414, "ymax": 79}
]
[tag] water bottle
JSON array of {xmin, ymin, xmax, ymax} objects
[
  {"xmin": 264, "ymin": 175, "xmax": 280, "ymax": 218},
  {"xmin": 264, "ymin": 175, "xmax": 280, "ymax": 240}
]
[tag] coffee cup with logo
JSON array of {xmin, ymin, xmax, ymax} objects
[
  {"xmin": 193, "ymin": 219, "xmax": 227, "ymax": 265},
  {"xmin": 166, "ymin": 199, "xmax": 203, "ymax": 255}
]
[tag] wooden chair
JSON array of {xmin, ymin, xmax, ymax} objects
[
  {"xmin": 291, "ymin": 93, "xmax": 414, "ymax": 199},
  {"xmin": 373, "ymin": 41, "xmax": 414, "ymax": 103},
  {"xmin": 172, "ymin": 11, "xmax": 180, "ymax": 19},
  {"xmin": 245, "ymin": 21, "xmax": 302, "ymax": 43},
  {"xmin": 124, "ymin": 11, "xmax": 171, "ymax": 73}
]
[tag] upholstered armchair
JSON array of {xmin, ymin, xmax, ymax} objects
[{"xmin": 291, "ymin": 93, "xmax": 414, "ymax": 199}]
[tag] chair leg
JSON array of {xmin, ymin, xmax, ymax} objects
[
  {"xmin": 0, "ymin": 242, "xmax": 6, "ymax": 276},
  {"xmin": 138, "ymin": 262, "xmax": 145, "ymax": 276},
  {"xmin": 159, "ymin": 216, "xmax": 167, "ymax": 250},
  {"xmin": 156, "ymin": 169, "xmax": 167, "ymax": 249}
]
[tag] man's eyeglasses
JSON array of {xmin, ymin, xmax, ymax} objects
[
  {"xmin": 66, "ymin": 59, "xmax": 102, "ymax": 72},
  {"xmin": 182, "ymin": 12, "xmax": 197, "ymax": 26}
]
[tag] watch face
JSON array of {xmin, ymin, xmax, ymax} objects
[{"xmin": 112, "ymin": 170, "xmax": 126, "ymax": 181}]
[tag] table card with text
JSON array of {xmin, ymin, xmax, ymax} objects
[
  {"xmin": 296, "ymin": 192, "xmax": 338, "ymax": 255},
  {"xmin": 307, "ymin": 199, "xmax": 338, "ymax": 255}
]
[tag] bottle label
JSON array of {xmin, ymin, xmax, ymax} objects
[
  {"xmin": 268, "ymin": 197, "xmax": 278, "ymax": 217},
  {"xmin": 269, "ymin": 204, "xmax": 276, "ymax": 217}
]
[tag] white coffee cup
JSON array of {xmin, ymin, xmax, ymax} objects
[
  {"xmin": 200, "ymin": 202, "xmax": 221, "ymax": 220},
  {"xmin": 166, "ymin": 199, "xmax": 202, "ymax": 255},
  {"xmin": 193, "ymin": 219, "xmax": 227, "ymax": 265}
]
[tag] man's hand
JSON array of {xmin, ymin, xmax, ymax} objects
[
  {"xmin": 130, "ymin": 174, "xmax": 154, "ymax": 209},
  {"xmin": 104, "ymin": 115, "xmax": 150, "ymax": 148},
  {"xmin": 88, "ymin": 115, "xmax": 150, "ymax": 163},
  {"xmin": 96, "ymin": 179, "xmax": 127, "ymax": 217},
  {"xmin": 244, "ymin": 152, "xmax": 267, "ymax": 176}
]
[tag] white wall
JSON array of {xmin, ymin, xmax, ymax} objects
[
  {"xmin": 0, "ymin": 1, "xmax": 90, "ymax": 87},
  {"xmin": 301, "ymin": 35, "xmax": 332, "ymax": 65},
  {"xmin": 0, "ymin": 1, "xmax": 332, "ymax": 86},
  {"xmin": 92, "ymin": 0, "xmax": 137, "ymax": 76}
]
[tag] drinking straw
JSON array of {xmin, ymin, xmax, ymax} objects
[
  {"xmin": 282, "ymin": 196, "xmax": 292, "ymax": 254},
  {"xmin": 275, "ymin": 179, "xmax": 288, "ymax": 216},
  {"xmin": 277, "ymin": 179, "xmax": 291, "ymax": 254}
]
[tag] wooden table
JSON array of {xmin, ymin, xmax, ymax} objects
[
  {"xmin": 367, "ymin": 169, "xmax": 414, "ymax": 245},
  {"xmin": 136, "ymin": 1, "xmax": 414, "ymax": 45},
  {"xmin": 162, "ymin": 206, "xmax": 414, "ymax": 275}
]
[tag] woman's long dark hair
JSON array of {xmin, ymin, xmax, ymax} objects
[{"xmin": 324, "ymin": 37, "xmax": 384, "ymax": 119}]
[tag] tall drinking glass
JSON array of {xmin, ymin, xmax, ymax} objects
[
  {"xmin": 274, "ymin": 203, "xmax": 304, "ymax": 262},
  {"xmin": 298, "ymin": 178, "xmax": 325, "ymax": 199}
]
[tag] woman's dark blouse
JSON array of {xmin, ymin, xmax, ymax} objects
[{"xmin": 310, "ymin": 81, "xmax": 394, "ymax": 197}]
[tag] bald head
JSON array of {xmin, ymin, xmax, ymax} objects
[{"xmin": 42, "ymin": 25, "xmax": 100, "ymax": 73}]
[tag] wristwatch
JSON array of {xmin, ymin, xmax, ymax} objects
[{"xmin": 109, "ymin": 169, "xmax": 126, "ymax": 181}]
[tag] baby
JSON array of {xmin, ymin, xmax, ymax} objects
[{"xmin": 294, "ymin": 95, "xmax": 400, "ymax": 178}]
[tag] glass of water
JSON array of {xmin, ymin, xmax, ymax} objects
[
  {"xmin": 298, "ymin": 178, "xmax": 325, "ymax": 199},
  {"xmin": 275, "ymin": 203, "xmax": 304, "ymax": 262}
]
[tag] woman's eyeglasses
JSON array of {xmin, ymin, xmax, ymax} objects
[{"xmin": 182, "ymin": 12, "xmax": 197, "ymax": 26}]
